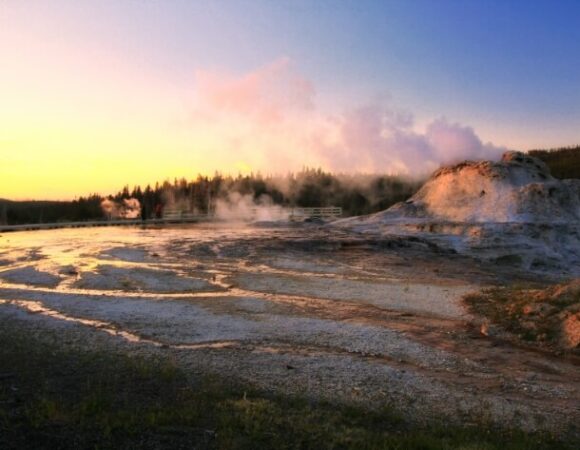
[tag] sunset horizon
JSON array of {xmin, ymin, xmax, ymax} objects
[{"xmin": 2, "ymin": 0, "xmax": 579, "ymax": 200}]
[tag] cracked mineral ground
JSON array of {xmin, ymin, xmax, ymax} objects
[{"xmin": 1, "ymin": 224, "xmax": 578, "ymax": 440}]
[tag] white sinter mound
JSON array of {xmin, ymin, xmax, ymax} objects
[{"xmin": 335, "ymin": 151, "xmax": 580, "ymax": 274}]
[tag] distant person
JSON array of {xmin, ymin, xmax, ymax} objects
[{"xmin": 154, "ymin": 203, "xmax": 163, "ymax": 219}]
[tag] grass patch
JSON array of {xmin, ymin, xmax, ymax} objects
[
  {"xmin": 464, "ymin": 281, "xmax": 580, "ymax": 353},
  {"xmin": 0, "ymin": 323, "xmax": 573, "ymax": 449}
]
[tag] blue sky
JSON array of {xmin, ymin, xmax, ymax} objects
[
  {"xmin": 21, "ymin": 0, "xmax": 580, "ymax": 147},
  {"xmin": 196, "ymin": 0, "xmax": 580, "ymax": 148}
]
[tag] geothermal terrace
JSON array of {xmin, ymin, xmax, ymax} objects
[{"xmin": 0, "ymin": 224, "xmax": 579, "ymax": 438}]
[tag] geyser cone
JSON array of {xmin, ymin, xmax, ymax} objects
[{"xmin": 335, "ymin": 151, "xmax": 580, "ymax": 274}]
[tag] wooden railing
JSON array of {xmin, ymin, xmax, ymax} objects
[
  {"xmin": 288, "ymin": 207, "xmax": 342, "ymax": 220},
  {"xmin": 163, "ymin": 206, "xmax": 343, "ymax": 221},
  {"xmin": 161, "ymin": 209, "xmax": 208, "ymax": 221},
  {"xmin": 0, "ymin": 218, "xmax": 198, "ymax": 232},
  {"xmin": 0, "ymin": 206, "xmax": 343, "ymax": 232}
]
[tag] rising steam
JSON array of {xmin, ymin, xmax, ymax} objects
[
  {"xmin": 215, "ymin": 192, "xmax": 287, "ymax": 222},
  {"xmin": 190, "ymin": 58, "xmax": 508, "ymax": 177},
  {"xmin": 101, "ymin": 198, "xmax": 141, "ymax": 219}
]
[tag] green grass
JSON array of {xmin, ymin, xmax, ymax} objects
[{"xmin": 0, "ymin": 323, "xmax": 573, "ymax": 449}]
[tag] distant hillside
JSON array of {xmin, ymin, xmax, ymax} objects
[{"xmin": 528, "ymin": 145, "xmax": 580, "ymax": 179}]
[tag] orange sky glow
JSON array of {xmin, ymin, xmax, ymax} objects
[{"xmin": 2, "ymin": 1, "xmax": 579, "ymax": 200}]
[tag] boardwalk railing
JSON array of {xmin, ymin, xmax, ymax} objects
[
  {"xmin": 161, "ymin": 209, "xmax": 209, "ymax": 221},
  {"xmin": 163, "ymin": 206, "xmax": 342, "ymax": 221},
  {"xmin": 0, "ymin": 217, "xmax": 209, "ymax": 233},
  {"xmin": 288, "ymin": 207, "xmax": 342, "ymax": 221},
  {"xmin": 0, "ymin": 206, "xmax": 343, "ymax": 232}
]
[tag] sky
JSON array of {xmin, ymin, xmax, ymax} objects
[{"xmin": 1, "ymin": 0, "xmax": 579, "ymax": 200}]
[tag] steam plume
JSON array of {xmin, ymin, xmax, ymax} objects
[
  {"xmin": 190, "ymin": 58, "xmax": 507, "ymax": 176},
  {"xmin": 101, "ymin": 198, "xmax": 141, "ymax": 219}
]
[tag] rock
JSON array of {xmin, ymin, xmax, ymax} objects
[
  {"xmin": 563, "ymin": 179, "xmax": 580, "ymax": 200},
  {"xmin": 334, "ymin": 151, "xmax": 580, "ymax": 275},
  {"xmin": 59, "ymin": 265, "xmax": 79, "ymax": 276},
  {"xmin": 384, "ymin": 151, "xmax": 579, "ymax": 223},
  {"xmin": 342, "ymin": 151, "xmax": 580, "ymax": 223},
  {"xmin": 561, "ymin": 313, "xmax": 580, "ymax": 349},
  {"xmin": 479, "ymin": 321, "xmax": 490, "ymax": 337}
]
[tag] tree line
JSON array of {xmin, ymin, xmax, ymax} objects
[
  {"xmin": 0, "ymin": 196, "xmax": 103, "ymax": 226},
  {"xmin": 0, "ymin": 170, "xmax": 420, "ymax": 225},
  {"xmin": 2, "ymin": 144, "xmax": 579, "ymax": 226},
  {"xmin": 529, "ymin": 145, "xmax": 580, "ymax": 179}
]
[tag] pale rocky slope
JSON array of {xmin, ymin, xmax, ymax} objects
[{"xmin": 335, "ymin": 151, "xmax": 580, "ymax": 275}]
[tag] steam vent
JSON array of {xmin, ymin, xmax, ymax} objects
[{"xmin": 336, "ymin": 151, "xmax": 580, "ymax": 275}]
